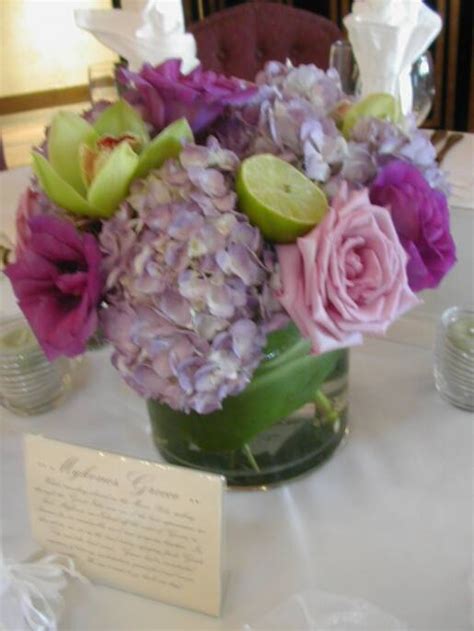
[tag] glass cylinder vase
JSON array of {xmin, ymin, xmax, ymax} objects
[
  {"xmin": 0, "ymin": 316, "xmax": 74, "ymax": 415},
  {"xmin": 148, "ymin": 325, "xmax": 348, "ymax": 487}
]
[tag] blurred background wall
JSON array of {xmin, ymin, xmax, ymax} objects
[{"xmin": 0, "ymin": 0, "xmax": 117, "ymax": 97}]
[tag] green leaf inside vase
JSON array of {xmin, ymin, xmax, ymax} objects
[{"xmin": 148, "ymin": 324, "xmax": 343, "ymax": 452}]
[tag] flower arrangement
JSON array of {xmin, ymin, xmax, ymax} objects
[{"xmin": 5, "ymin": 59, "xmax": 456, "ymax": 483}]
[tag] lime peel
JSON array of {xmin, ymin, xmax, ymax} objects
[{"xmin": 236, "ymin": 154, "xmax": 328, "ymax": 243}]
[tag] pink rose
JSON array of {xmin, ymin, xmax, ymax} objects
[{"xmin": 276, "ymin": 185, "xmax": 419, "ymax": 354}]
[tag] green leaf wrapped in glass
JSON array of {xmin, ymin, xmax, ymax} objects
[{"xmin": 148, "ymin": 324, "xmax": 349, "ymax": 486}]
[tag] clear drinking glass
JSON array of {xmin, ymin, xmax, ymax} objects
[
  {"xmin": 434, "ymin": 306, "xmax": 474, "ymax": 412},
  {"xmin": 88, "ymin": 61, "xmax": 120, "ymax": 104},
  {"xmin": 410, "ymin": 52, "xmax": 435, "ymax": 125},
  {"xmin": 329, "ymin": 40, "xmax": 359, "ymax": 95},
  {"xmin": 0, "ymin": 316, "xmax": 74, "ymax": 415},
  {"xmin": 329, "ymin": 41, "xmax": 435, "ymax": 125}
]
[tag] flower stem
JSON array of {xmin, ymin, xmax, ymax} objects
[
  {"xmin": 314, "ymin": 389, "xmax": 339, "ymax": 424},
  {"xmin": 242, "ymin": 443, "xmax": 260, "ymax": 472}
]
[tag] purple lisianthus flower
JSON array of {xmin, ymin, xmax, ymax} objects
[
  {"xmin": 5, "ymin": 215, "xmax": 103, "ymax": 359},
  {"xmin": 370, "ymin": 160, "xmax": 456, "ymax": 292},
  {"xmin": 118, "ymin": 59, "xmax": 257, "ymax": 135}
]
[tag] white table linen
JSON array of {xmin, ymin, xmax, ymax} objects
[{"xmin": 1, "ymin": 136, "xmax": 473, "ymax": 630}]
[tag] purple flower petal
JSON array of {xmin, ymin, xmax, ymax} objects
[
  {"xmin": 370, "ymin": 160, "xmax": 456, "ymax": 291},
  {"xmin": 5, "ymin": 215, "xmax": 103, "ymax": 359},
  {"xmin": 118, "ymin": 59, "xmax": 257, "ymax": 135}
]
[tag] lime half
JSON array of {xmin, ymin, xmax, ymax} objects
[
  {"xmin": 342, "ymin": 93, "xmax": 401, "ymax": 138},
  {"xmin": 236, "ymin": 154, "xmax": 328, "ymax": 243}
]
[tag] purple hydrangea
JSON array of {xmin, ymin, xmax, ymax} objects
[
  {"xmin": 215, "ymin": 62, "xmax": 449, "ymax": 201},
  {"xmin": 251, "ymin": 63, "xmax": 347, "ymax": 180},
  {"xmin": 212, "ymin": 62, "xmax": 348, "ymax": 180},
  {"xmin": 100, "ymin": 139, "xmax": 285, "ymax": 414},
  {"xmin": 345, "ymin": 117, "xmax": 449, "ymax": 195},
  {"xmin": 255, "ymin": 62, "xmax": 344, "ymax": 114}
]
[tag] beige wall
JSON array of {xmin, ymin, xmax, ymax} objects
[{"xmin": 0, "ymin": 0, "xmax": 118, "ymax": 97}]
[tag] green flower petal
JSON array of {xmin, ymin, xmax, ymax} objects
[
  {"xmin": 48, "ymin": 112, "xmax": 98, "ymax": 196},
  {"xmin": 342, "ymin": 93, "xmax": 401, "ymax": 138},
  {"xmin": 87, "ymin": 142, "xmax": 139, "ymax": 217},
  {"xmin": 93, "ymin": 99, "xmax": 149, "ymax": 145},
  {"xmin": 32, "ymin": 152, "xmax": 93, "ymax": 216},
  {"xmin": 134, "ymin": 118, "xmax": 194, "ymax": 180}
]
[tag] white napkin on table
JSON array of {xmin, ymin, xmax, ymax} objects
[
  {"xmin": 75, "ymin": 0, "xmax": 199, "ymax": 73},
  {"xmin": 344, "ymin": 0, "xmax": 442, "ymax": 115},
  {"xmin": 0, "ymin": 552, "xmax": 88, "ymax": 631}
]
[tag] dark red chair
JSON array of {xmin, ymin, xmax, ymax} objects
[{"xmin": 188, "ymin": 2, "xmax": 342, "ymax": 81}]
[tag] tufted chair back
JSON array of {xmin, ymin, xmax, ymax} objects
[{"xmin": 188, "ymin": 2, "xmax": 342, "ymax": 81}]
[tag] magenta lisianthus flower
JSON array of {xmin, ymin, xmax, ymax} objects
[
  {"xmin": 15, "ymin": 188, "xmax": 45, "ymax": 256},
  {"xmin": 5, "ymin": 215, "xmax": 103, "ymax": 360},
  {"xmin": 370, "ymin": 160, "xmax": 456, "ymax": 291},
  {"xmin": 15, "ymin": 184, "xmax": 66, "ymax": 256},
  {"xmin": 118, "ymin": 59, "xmax": 258, "ymax": 134},
  {"xmin": 276, "ymin": 185, "xmax": 419, "ymax": 355}
]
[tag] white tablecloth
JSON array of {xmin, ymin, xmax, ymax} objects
[{"xmin": 1, "ymin": 137, "xmax": 473, "ymax": 630}]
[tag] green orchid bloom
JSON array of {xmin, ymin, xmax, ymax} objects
[
  {"xmin": 32, "ymin": 100, "xmax": 194, "ymax": 219},
  {"xmin": 341, "ymin": 93, "xmax": 401, "ymax": 139}
]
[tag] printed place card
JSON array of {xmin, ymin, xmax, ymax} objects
[{"xmin": 24, "ymin": 434, "xmax": 224, "ymax": 616}]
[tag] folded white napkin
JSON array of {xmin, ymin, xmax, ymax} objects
[
  {"xmin": 344, "ymin": 0, "xmax": 442, "ymax": 114},
  {"xmin": 75, "ymin": 0, "xmax": 199, "ymax": 73}
]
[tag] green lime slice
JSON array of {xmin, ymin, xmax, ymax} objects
[
  {"xmin": 342, "ymin": 93, "xmax": 401, "ymax": 138},
  {"xmin": 236, "ymin": 154, "xmax": 328, "ymax": 243}
]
